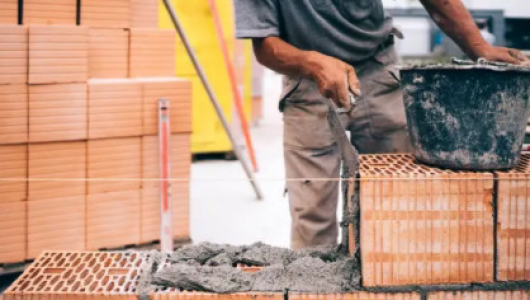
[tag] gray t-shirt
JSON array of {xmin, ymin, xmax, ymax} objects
[{"xmin": 235, "ymin": 0, "xmax": 393, "ymax": 63}]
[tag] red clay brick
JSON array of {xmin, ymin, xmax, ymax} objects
[
  {"xmin": 81, "ymin": 0, "xmax": 130, "ymax": 29},
  {"xmin": 129, "ymin": 29, "xmax": 176, "ymax": 78},
  {"xmin": 4, "ymin": 251, "xmax": 283, "ymax": 300},
  {"xmin": 88, "ymin": 79, "xmax": 142, "ymax": 139},
  {"xmin": 23, "ymin": 0, "xmax": 77, "ymax": 25},
  {"xmin": 28, "ymin": 25, "xmax": 88, "ymax": 84},
  {"xmin": 0, "ymin": 201, "xmax": 26, "ymax": 263},
  {"xmin": 88, "ymin": 28, "xmax": 129, "ymax": 79},
  {"xmin": 496, "ymin": 154, "xmax": 530, "ymax": 281},
  {"xmin": 87, "ymin": 137, "xmax": 141, "ymax": 194},
  {"xmin": 86, "ymin": 190, "xmax": 140, "ymax": 250},
  {"xmin": 138, "ymin": 77, "xmax": 192, "ymax": 135},
  {"xmin": 27, "ymin": 196, "xmax": 85, "ymax": 259},
  {"xmin": 359, "ymin": 154, "xmax": 494, "ymax": 286},
  {"xmin": 0, "ymin": 144, "xmax": 27, "ymax": 203},
  {"xmin": 428, "ymin": 290, "xmax": 530, "ymax": 300},
  {"xmin": 130, "ymin": 0, "xmax": 157, "ymax": 28},
  {"xmin": 0, "ymin": 26, "xmax": 27, "ymax": 85},
  {"xmin": 289, "ymin": 293, "xmax": 420, "ymax": 300},
  {"xmin": 28, "ymin": 141, "xmax": 86, "ymax": 200},
  {"xmin": 0, "ymin": 1, "xmax": 18, "ymax": 24}
]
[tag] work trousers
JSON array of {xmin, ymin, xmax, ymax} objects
[{"xmin": 282, "ymin": 45, "xmax": 411, "ymax": 250}]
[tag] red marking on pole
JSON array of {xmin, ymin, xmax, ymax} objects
[
  {"xmin": 161, "ymin": 110, "xmax": 170, "ymax": 212},
  {"xmin": 208, "ymin": 0, "xmax": 259, "ymax": 172}
]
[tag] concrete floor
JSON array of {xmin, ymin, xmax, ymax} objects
[{"xmin": 189, "ymin": 70, "xmax": 292, "ymax": 248}]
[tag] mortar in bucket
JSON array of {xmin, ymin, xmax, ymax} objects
[{"xmin": 400, "ymin": 59, "xmax": 530, "ymax": 170}]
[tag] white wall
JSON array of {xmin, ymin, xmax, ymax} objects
[{"xmin": 382, "ymin": 0, "xmax": 530, "ymax": 18}]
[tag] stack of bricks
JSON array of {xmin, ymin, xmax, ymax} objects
[
  {"xmin": 0, "ymin": 0, "xmax": 193, "ymax": 264},
  {"xmin": 351, "ymin": 154, "xmax": 530, "ymax": 297}
]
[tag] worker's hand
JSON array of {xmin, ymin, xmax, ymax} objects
[
  {"xmin": 473, "ymin": 45, "xmax": 530, "ymax": 65},
  {"xmin": 304, "ymin": 51, "xmax": 361, "ymax": 109}
]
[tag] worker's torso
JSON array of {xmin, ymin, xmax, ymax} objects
[{"xmin": 277, "ymin": 0, "xmax": 393, "ymax": 64}]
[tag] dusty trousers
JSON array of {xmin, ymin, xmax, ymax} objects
[{"xmin": 282, "ymin": 45, "xmax": 411, "ymax": 250}]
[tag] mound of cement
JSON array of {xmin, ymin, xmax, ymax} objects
[{"xmin": 151, "ymin": 242, "xmax": 360, "ymax": 293}]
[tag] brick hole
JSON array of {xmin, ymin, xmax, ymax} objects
[
  {"xmin": 62, "ymin": 269, "xmax": 73, "ymax": 279},
  {"xmin": 80, "ymin": 269, "xmax": 89, "ymax": 279},
  {"xmin": 75, "ymin": 263, "xmax": 86, "ymax": 273},
  {"xmin": 119, "ymin": 259, "xmax": 128, "ymax": 267},
  {"xmin": 130, "ymin": 270, "xmax": 138, "ymax": 278},
  {"xmin": 130, "ymin": 253, "xmax": 137, "ymax": 261},
  {"xmin": 57, "ymin": 258, "xmax": 66, "ymax": 266},
  {"xmin": 33, "ymin": 275, "xmax": 43, "ymax": 285},
  {"xmin": 53, "ymin": 253, "xmax": 63, "ymax": 261},
  {"xmin": 118, "ymin": 277, "xmax": 126, "ymax": 286},
  {"xmin": 99, "ymin": 253, "xmax": 108, "ymax": 262},
  {"xmin": 84, "ymin": 275, "xmax": 94, "ymax": 286},
  {"xmin": 102, "ymin": 276, "xmax": 110, "ymax": 285},
  {"xmin": 88, "ymin": 257, "xmax": 97, "ymax": 267},
  {"xmin": 84, "ymin": 254, "xmax": 94, "ymax": 261},
  {"xmin": 89, "ymin": 281, "xmax": 98, "ymax": 292},
  {"xmin": 93, "ymin": 264, "xmax": 101, "ymax": 274},
  {"xmin": 72, "ymin": 257, "xmax": 82, "ymax": 268},
  {"xmin": 42, "ymin": 258, "xmax": 52, "ymax": 266},
  {"xmin": 96, "ymin": 269, "xmax": 105, "ymax": 279},
  {"xmin": 50, "ymin": 276, "xmax": 60, "ymax": 285},
  {"xmin": 36, "ymin": 281, "xmax": 47, "ymax": 291},
  {"xmin": 104, "ymin": 258, "xmax": 113, "ymax": 267},
  {"xmin": 125, "ymin": 282, "xmax": 132, "ymax": 291},
  {"xmin": 53, "ymin": 281, "xmax": 64, "ymax": 291},
  {"xmin": 106, "ymin": 282, "xmax": 115, "ymax": 292}
]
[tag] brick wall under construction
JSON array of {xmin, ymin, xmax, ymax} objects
[{"xmin": 0, "ymin": 0, "xmax": 193, "ymax": 264}]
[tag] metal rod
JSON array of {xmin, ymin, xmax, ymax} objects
[{"xmin": 161, "ymin": 0, "xmax": 264, "ymax": 200}]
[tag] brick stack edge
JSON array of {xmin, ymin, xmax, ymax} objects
[{"xmin": 0, "ymin": 0, "xmax": 192, "ymax": 263}]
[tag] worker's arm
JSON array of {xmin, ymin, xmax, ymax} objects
[
  {"xmin": 420, "ymin": 0, "xmax": 529, "ymax": 64},
  {"xmin": 253, "ymin": 37, "xmax": 360, "ymax": 109}
]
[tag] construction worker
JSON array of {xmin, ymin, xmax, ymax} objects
[{"xmin": 235, "ymin": 0, "xmax": 530, "ymax": 250}]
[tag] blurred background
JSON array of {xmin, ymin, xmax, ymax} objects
[{"xmin": 1, "ymin": 0, "xmax": 530, "ymax": 292}]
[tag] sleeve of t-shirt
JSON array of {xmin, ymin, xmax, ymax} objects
[{"xmin": 235, "ymin": 0, "xmax": 280, "ymax": 39}]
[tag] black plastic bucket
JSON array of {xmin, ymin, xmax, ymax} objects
[{"xmin": 401, "ymin": 61, "xmax": 530, "ymax": 170}]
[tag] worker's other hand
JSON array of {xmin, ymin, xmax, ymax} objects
[
  {"xmin": 473, "ymin": 45, "xmax": 530, "ymax": 65},
  {"xmin": 304, "ymin": 51, "xmax": 361, "ymax": 109}
]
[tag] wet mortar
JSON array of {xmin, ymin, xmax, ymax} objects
[{"xmin": 148, "ymin": 242, "xmax": 360, "ymax": 294}]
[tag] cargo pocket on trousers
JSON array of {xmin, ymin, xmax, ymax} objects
[
  {"xmin": 365, "ymin": 65, "xmax": 408, "ymax": 139},
  {"xmin": 283, "ymin": 100, "xmax": 336, "ymax": 150}
]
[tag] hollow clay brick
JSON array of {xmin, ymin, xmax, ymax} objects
[
  {"xmin": 28, "ymin": 141, "xmax": 86, "ymax": 200},
  {"xmin": 28, "ymin": 25, "xmax": 88, "ymax": 84},
  {"xmin": 23, "ymin": 0, "xmax": 77, "ymax": 25},
  {"xmin": 86, "ymin": 190, "xmax": 140, "ymax": 250},
  {"xmin": 4, "ymin": 251, "xmax": 283, "ymax": 300},
  {"xmin": 129, "ymin": 29, "xmax": 176, "ymax": 77},
  {"xmin": 0, "ymin": 0, "xmax": 18, "ymax": 24},
  {"xmin": 0, "ymin": 84, "xmax": 27, "ymax": 144},
  {"xmin": 289, "ymin": 293, "xmax": 420, "ymax": 300},
  {"xmin": 81, "ymin": 0, "xmax": 130, "ymax": 29},
  {"xmin": 87, "ymin": 137, "xmax": 141, "ymax": 194},
  {"xmin": 27, "ymin": 196, "xmax": 85, "ymax": 259},
  {"xmin": 496, "ymin": 154, "xmax": 530, "ymax": 281},
  {"xmin": 130, "ymin": 0, "xmax": 158, "ymax": 28},
  {"xmin": 138, "ymin": 77, "xmax": 192, "ymax": 135},
  {"xmin": 0, "ymin": 144, "xmax": 27, "ymax": 202},
  {"xmin": 88, "ymin": 79, "xmax": 142, "ymax": 139},
  {"xmin": 359, "ymin": 154, "xmax": 494, "ymax": 286},
  {"xmin": 428, "ymin": 290, "xmax": 530, "ymax": 300},
  {"xmin": 0, "ymin": 25, "xmax": 27, "ymax": 85},
  {"xmin": 0, "ymin": 201, "xmax": 26, "ymax": 263},
  {"xmin": 88, "ymin": 29, "xmax": 129, "ymax": 78}
]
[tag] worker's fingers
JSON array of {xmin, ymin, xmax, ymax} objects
[
  {"xmin": 336, "ymin": 77, "xmax": 351, "ymax": 109},
  {"xmin": 346, "ymin": 66, "xmax": 361, "ymax": 96},
  {"xmin": 509, "ymin": 49, "xmax": 530, "ymax": 63}
]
